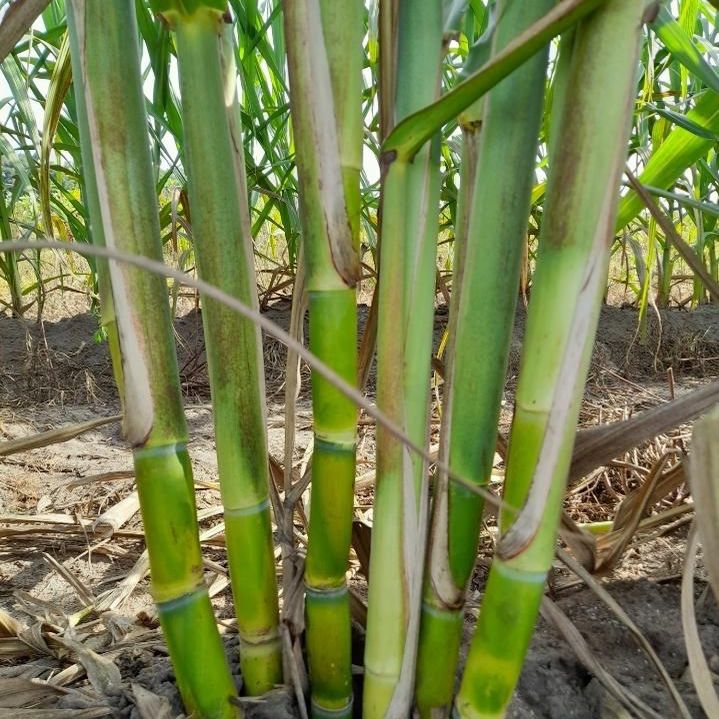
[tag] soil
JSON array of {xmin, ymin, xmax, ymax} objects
[{"xmin": 1, "ymin": 299, "xmax": 719, "ymax": 718}]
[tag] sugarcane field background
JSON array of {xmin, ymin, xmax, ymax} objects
[{"xmin": 2, "ymin": 0, "xmax": 719, "ymax": 717}]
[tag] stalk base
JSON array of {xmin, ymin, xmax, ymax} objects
[
  {"xmin": 306, "ymin": 585, "xmax": 353, "ymax": 716},
  {"xmin": 225, "ymin": 503, "xmax": 282, "ymax": 695},
  {"xmin": 455, "ymin": 563, "xmax": 545, "ymax": 718},
  {"xmin": 415, "ymin": 601, "xmax": 463, "ymax": 716},
  {"xmin": 158, "ymin": 589, "xmax": 240, "ymax": 719}
]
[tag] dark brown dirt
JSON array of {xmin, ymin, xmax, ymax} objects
[
  {"xmin": 2, "ymin": 302, "xmax": 718, "ymax": 409},
  {"xmin": 508, "ymin": 579, "xmax": 719, "ymax": 718},
  {"xmin": 2, "ymin": 301, "xmax": 719, "ymax": 718}
]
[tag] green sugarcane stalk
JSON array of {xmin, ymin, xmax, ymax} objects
[
  {"xmin": 65, "ymin": 2, "xmax": 238, "ymax": 717},
  {"xmin": 282, "ymin": 0, "xmax": 362, "ymax": 715},
  {"xmin": 414, "ymin": 1, "xmax": 553, "ymax": 714},
  {"xmin": 455, "ymin": 2, "xmax": 651, "ymax": 717},
  {"xmin": 363, "ymin": 1, "xmax": 444, "ymax": 716},
  {"xmin": 149, "ymin": 0, "xmax": 282, "ymax": 695}
]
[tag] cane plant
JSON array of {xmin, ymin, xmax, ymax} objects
[
  {"xmin": 282, "ymin": 0, "xmax": 362, "ymax": 716},
  {"xmin": 148, "ymin": 0, "xmax": 283, "ymax": 695},
  {"xmin": 455, "ymin": 1, "xmax": 652, "ymax": 715},
  {"xmin": 5, "ymin": 1, "xmax": 719, "ymax": 718},
  {"xmin": 47, "ymin": 33, "xmax": 126, "ymax": 410},
  {"xmin": 65, "ymin": 2, "xmax": 239, "ymax": 716},
  {"xmin": 365, "ymin": 7, "xmax": 443, "ymax": 719},
  {"xmin": 415, "ymin": 1, "xmax": 553, "ymax": 713}
]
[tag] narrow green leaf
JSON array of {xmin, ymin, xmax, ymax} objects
[
  {"xmin": 649, "ymin": 103, "xmax": 719, "ymax": 139},
  {"xmin": 39, "ymin": 32, "xmax": 72, "ymax": 239},
  {"xmin": 642, "ymin": 184, "xmax": 719, "ymax": 217},
  {"xmin": 617, "ymin": 91, "xmax": 719, "ymax": 229},
  {"xmin": 652, "ymin": 6, "xmax": 719, "ymax": 95},
  {"xmin": 383, "ymin": 0, "xmax": 607, "ymax": 160}
]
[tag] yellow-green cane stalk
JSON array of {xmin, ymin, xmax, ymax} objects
[
  {"xmin": 455, "ymin": 2, "xmax": 651, "ymax": 717},
  {"xmin": 415, "ymin": 2, "xmax": 553, "ymax": 714},
  {"xmin": 150, "ymin": 0, "xmax": 281, "ymax": 695},
  {"xmin": 363, "ymin": 1, "xmax": 444, "ymax": 715},
  {"xmin": 282, "ymin": 0, "xmax": 362, "ymax": 715},
  {"xmin": 65, "ymin": 2, "xmax": 238, "ymax": 717}
]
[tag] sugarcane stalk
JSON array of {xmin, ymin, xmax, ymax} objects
[
  {"xmin": 149, "ymin": 0, "xmax": 282, "ymax": 695},
  {"xmin": 283, "ymin": 0, "xmax": 362, "ymax": 715},
  {"xmin": 414, "ymin": 2, "xmax": 553, "ymax": 714},
  {"xmin": 65, "ymin": 2, "xmax": 239, "ymax": 717},
  {"xmin": 455, "ymin": 2, "xmax": 651, "ymax": 717},
  {"xmin": 363, "ymin": 2, "xmax": 444, "ymax": 716}
]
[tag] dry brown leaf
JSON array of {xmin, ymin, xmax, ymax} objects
[
  {"xmin": 0, "ymin": 637, "xmax": 37, "ymax": 659},
  {"xmin": 131, "ymin": 684, "xmax": 173, "ymax": 719},
  {"xmin": 42, "ymin": 553, "xmax": 95, "ymax": 606},
  {"xmin": 197, "ymin": 505, "xmax": 225, "ymax": 522},
  {"xmin": 92, "ymin": 491, "xmax": 140, "ymax": 536},
  {"xmin": 268, "ymin": 453, "xmax": 287, "ymax": 502},
  {"xmin": 0, "ymin": 415, "xmax": 121, "ymax": 457},
  {"xmin": 53, "ymin": 634, "xmax": 121, "ymax": 697},
  {"xmin": 95, "ymin": 551, "xmax": 149, "ymax": 612},
  {"xmin": 571, "ymin": 381, "xmax": 719, "ymax": 482},
  {"xmin": 351, "ymin": 519, "xmax": 372, "ymax": 581},
  {"xmin": 627, "ymin": 170, "xmax": 719, "ymax": 302},
  {"xmin": 208, "ymin": 575, "xmax": 230, "ymax": 598},
  {"xmin": 612, "ymin": 461, "xmax": 685, "ymax": 530},
  {"xmin": 0, "ymin": 677, "xmax": 64, "ymax": 708},
  {"xmin": 14, "ymin": 590, "xmax": 67, "ymax": 626},
  {"xmin": 98, "ymin": 612, "xmax": 135, "ymax": 643},
  {"xmin": 46, "ymin": 662, "xmax": 86, "ymax": 687},
  {"xmin": 279, "ymin": 262, "xmax": 309, "ymax": 625},
  {"xmin": 348, "ymin": 586, "xmax": 367, "ymax": 628},
  {"xmin": 595, "ymin": 452, "xmax": 677, "ymax": 573},
  {"xmin": 0, "ymin": 513, "xmax": 92, "ymax": 527},
  {"xmin": 279, "ymin": 624, "xmax": 309, "ymax": 719},
  {"xmin": 12, "ymin": 622, "xmax": 61, "ymax": 660},
  {"xmin": 0, "ymin": 609, "xmax": 23, "ymax": 638},
  {"xmin": 66, "ymin": 470, "xmax": 134, "ymax": 489},
  {"xmin": 558, "ymin": 512, "xmax": 597, "ymax": 571},
  {"xmin": 0, "ymin": 0, "xmax": 53, "ymax": 65}
]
